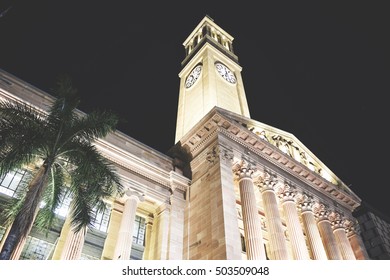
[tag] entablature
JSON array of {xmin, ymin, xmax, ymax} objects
[{"xmin": 180, "ymin": 107, "xmax": 361, "ymax": 212}]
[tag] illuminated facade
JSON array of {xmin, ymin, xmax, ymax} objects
[{"xmin": 0, "ymin": 16, "xmax": 371, "ymax": 260}]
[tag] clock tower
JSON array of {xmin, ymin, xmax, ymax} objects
[{"xmin": 175, "ymin": 15, "xmax": 251, "ymax": 143}]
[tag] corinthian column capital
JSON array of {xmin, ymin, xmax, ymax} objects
[
  {"xmin": 254, "ymin": 171, "xmax": 277, "ymax": 192},
  {"xmin": 314, "ymin": 203, "xmax": 330, "ymax": 221},
  {"xmin": 296, "ymin": 194, "xmax": 315, "ymax": 212},
  {"xmin": 277, "ymin": 183, "xmax": 297, "ymax": 203},
  {"xmin": 233, "ymin": 159, "xmax": 256, "ymax": 179},
  {"xmin": 343, "ymin": 219, "xmax": 358, "ymax": 237},
  {"xmin": 329, "ymin": 212, "xmax": 345, "ymax": 230}
]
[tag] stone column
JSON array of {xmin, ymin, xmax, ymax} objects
[
  {"xmin": 315, "ymin": 205, "xmax": 342, "ymax": 260},
  {"xmin": 234, "ymin": 160, "xmax": 266, "ymax": 260},
  {"xmin": 345, "ymin": 221, "xmax": 369, "ymax": 260},
  {"xmin": 113, "ymin": 190, "xmax": 144, "ymax": 260},
  {"xmin": 297, "ymin": 195, "xmax": 327, "ymax": 259},
  {"xmin": 50, "ymin": 206, "xmax": 87, "ymax": 260},
  {"xmin": 60, "ymin": 223, "xmax": 87, "ymax": 260},
  {"xmin": 256, "ymin": 172, "xmax": 289, "ymax": 260},
  {"xmin": 142, "ymin": 217, "xmax": 153, "ymax": 260},
  {"xmin": 277, "ymin": 184, "xmax": 310, "ymax": 260},
  {"xmin": 330, "ymin": 213, "xmax": 356, "ymax": 260}
]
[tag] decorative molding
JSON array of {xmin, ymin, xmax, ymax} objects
[
  {"xmin": 206, "ymin": 145, "xmax": 220, "ymax": 164},
  {"xmin": 181, "ymin": 110, "xmax": 361, "ymax": 211},
  {"xmin": 233, "ymin": 159, "xmax": 256, "ymax": 180},
  {"xmin": 221, "ymin": 147, "xmax": 234, "ymax": 163},
  {"xmin": 314, "ymin": 203, "xmax": 331, "ymax": 221},
  {"xmin": 297, "ymin": 194, "xmax": 315, "ymax": 213},
  {"xmin": 277, "ymin": 183, "xmax": 297, "ymax": 203},
  {"xmin": 329, "ymin": 212, "xmax": 345, "ymax": 230},
  {"xmin": 254, "ymin": 171, "xmax": 277, "ymax": 193}
]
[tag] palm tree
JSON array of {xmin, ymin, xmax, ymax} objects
[{"xmin": 0, "ymin": 76, "xmax": 123, "ymax": 260}]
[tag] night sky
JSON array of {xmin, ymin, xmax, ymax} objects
[{"xmin": 1, "ymin": 1, "xmax": 389, "ymax": 216}]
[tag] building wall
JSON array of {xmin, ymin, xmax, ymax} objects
[
  {"xmin": 0, "ymin": 69, "xmax": 190, "ymax": 260},
  {"xmin": 0, "ymin": 61, "xmax": 380, "ymax": 260},
  {"xmin": 353, "ymin": 203, "xmax": 390, "ymax": 260}
]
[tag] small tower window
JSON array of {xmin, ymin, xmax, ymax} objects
[{"xmin": 217, "ymin": 34, "xmax": 222, "ymax": 44}]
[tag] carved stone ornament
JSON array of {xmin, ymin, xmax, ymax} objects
[
  {"xmin": 206, "ymin": 145, "xmax": 220, "ymax": 164},
  {"xmin": 329, "ymin": 212, "xmax": 345, "ymax": 230},
  {"xmin": 297, "ymin": 194, "xmax": 314, "ymax": 212},
  {"xmin": 221, "ymin": 148, "xmax": 234, "ymax": 162},
  {"xmin": 277, "ymin": 183, "xmax": 297, "ymax": 203},
  {"xmin": 233, "ymin": 159, "xmax": 255, "ymax": 179},
  {"xmin": 254, "ymin": 171, "xmax": 277, "ymax": 192},
  {"xmin": 314, "ymin": 203, "xmax": 330, "ymax": 221}
]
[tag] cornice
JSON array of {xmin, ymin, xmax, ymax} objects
[
  {"xmin": 94, "ymin": 139, "xmax": 190, "ymax": 195},
  {"xmin": 181, "ymin": 110, "xmax": 361, "ymax": 212}
]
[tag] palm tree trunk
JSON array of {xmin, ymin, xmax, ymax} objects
[
  {"xmin": 0, "ymin": 163, "xmax": 50, "ymax": 260},
  {"xmin": 0, "ymin": 225, "xmax": 23, "ymax": 260}
]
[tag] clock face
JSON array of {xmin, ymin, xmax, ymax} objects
[
  {"xmin": 215, "ymin": 62, "xmax": 236, "ymax": 84},
  {"xmin": 185, "ymin": 65, "xmax": 202, "ymax": 88}
]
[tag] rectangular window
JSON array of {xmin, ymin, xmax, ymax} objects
[
  {"xmin": 132, "ymin": 215, "xmax": 146, "ymax": 246},
  {"xmin": 19, "ymin": 236, "xmax": 54, "ymax": 260},
  {"xmin": 91, "ymin": 206, "xmax": 111, "ymax": 232},
  {"xmin": 0, "ymin": 169, "xmax": 29, "ymax": 197}
]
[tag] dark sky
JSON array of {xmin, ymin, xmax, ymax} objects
[{"xmin": 1, "ymin": 1, "xmax": 389, "ymax": 216}]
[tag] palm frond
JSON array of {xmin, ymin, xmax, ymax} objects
[
  {"xmin": 66, "ymin": 141, "xmax": 123, "ymax": 195},
  {"xmin": 47, "ymin": 76, "xmax": 80, "ymax": 126},
  {"xmin": 63, "ymin": 142, "xmax": 122, "ymax": 232},
  {"xmin": 0, "ymin": 100, "xmax": 48, "ymax": 176},
  {"xmin": 68, "ymin": 184, "xmax": 95, "ymax": 233},
  {"xmin": 0, "ymin": 100, "xmax": 44, "ymax": 125},
  {"xmin": 0, "ymin": 167, "xmax": 32, "ymax": 226},
  {"xmin": 0, "ymin": 75, "xmax": 124, "ymax": 250},
  {"xmin": 70, "ymin": 110, "xmax": 119, "ymax": 141},
  {"xmin": 34, "ymin": 164, "xmax": 65, "ymax": 233},
  {"xmin": 0, "ymin": 198, "xmax": 24, "ymax": 227}
]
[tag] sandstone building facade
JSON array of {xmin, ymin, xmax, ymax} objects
[{"xmin": 0, "ymin": 16, "xmax": 371, "ymax": 260}]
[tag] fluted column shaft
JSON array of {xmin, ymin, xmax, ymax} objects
[
  {"xmin": 334, "ymin": 228, "xmax": 356, "ymax": 260},
  {"xmin": 316, "ymin": 208, "xmax": 342, "ymax": 260},
  {"xmin": 238, "ymin": 176, "xmax": 266, "ymax": 260},
  {"xmin": 331, "ymin": 215, "xmax": 356, "ymax": 260},
  {"xmin": 260, "ymin": 186, "xmax": 289, "ymax": 260},
  {"xmin": 279, "ymin": 190, "xmax": 310, "ymax": 260},
  {"xmin": 299, "ymin": 199, "xmax": 327, "ymax": 260},
  {"xmin": 60, "ymin": 225, "xmax": 87, "ymax": 260},
  {"xmin": 113, "ymin": 193, "xmax": 141, "ymax": 260},
  {"xmin": 317, "ymin": 219, "xmax": 342, "ymax": 259},
  {"xmin": 348, "ymin": 233, "xmax": 368, "ymax": 260}
]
